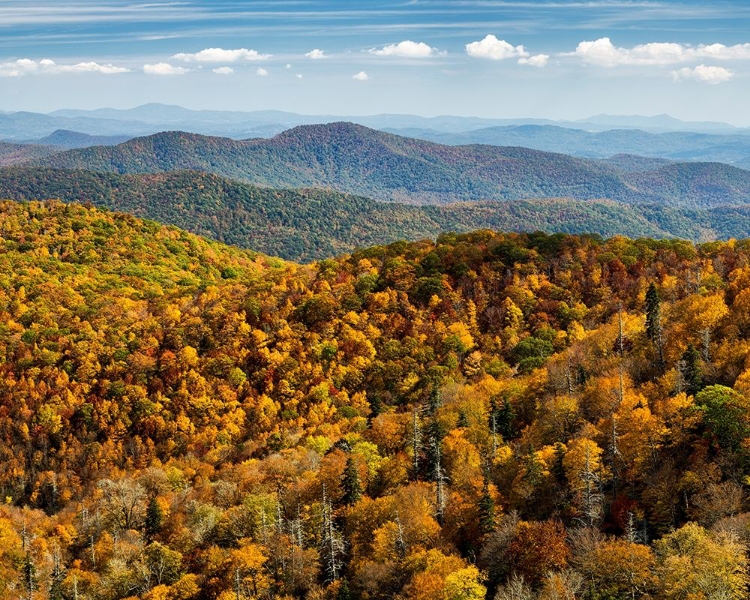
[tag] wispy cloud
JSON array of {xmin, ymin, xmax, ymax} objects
[
  {"xmin": 518, "ymin": 54, "xmax": 549, "ymax": 67},
  {"xmin": 212, "ymin": 66, "xmax": 234, "ymax": 75},
  {"xmin": 353, "ymin": 71, "xmax": 370, "ymax": 80},
  {"xmin": 256, "ymin": 67, "xmax": 269, "ymax": 76}
]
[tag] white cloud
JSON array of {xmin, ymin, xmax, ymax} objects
[
  {"xmin": 213, "ymin": 67, "xmax": 234, "ymax": 75},
  {"xmin": 296, "ymin": 73, "xmax": 303, "ymax": 79},
  {"xmin": 570, "ymin": 37, "xmax": 750, "ymax": 67},
  {"xmin": 353, "ymin": 71, "xmax": 370, "ymax": 81},
  {"xmin": 256, "ymin": 67, "xmax": 269, "ymax": 77},
  {"xmin": 305, "ymin": 49, "xmax": 327, "ymax": 60},
  {"xmin": 143, "ymin": 62, "xmax": 189, "ymax": 75},
  {"xmin": 172, "ymin": 48, "xmax": 270, "ymax": 63},
  {"xmin": 672, "ymin": 64, "xmax": 733, "ymax": 84},
  {"xmin": 518, "ymin": 54, "xmax": 549, "ymax": 67},
  {"xmin": 0, "ymin": 58, "xmax": 129, "ymax": 77},
  {"xmin": 60, "ymin": 62, "xmax": 129, "ymax": 74},
  {"xmin": 370, "ymin": 40, "xmax": 438, "ymax": 58},
  {"xmin": 466, "ymin": 35, "xmax": 529, "ymax": 60},
  {"xmin": 285, "ymin": 63, "xmax": 292, "ymax": 69}
]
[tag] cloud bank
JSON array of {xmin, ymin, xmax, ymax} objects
[
  {"xmin": 570, "ymin": 38, "xmax": 750, "ymax": 66},
  {"xmin": 0, "ymin": 58, "xmax": 129, "ymax": 77}
]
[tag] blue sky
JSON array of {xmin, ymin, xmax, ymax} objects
[{"xmin": 1, "ymin": 0, "xmax": 750, "ymax": 123}]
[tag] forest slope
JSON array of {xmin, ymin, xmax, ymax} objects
[
  {"xmin": 1, "ymin": 205, "xmax": 750, "ymax": 598},
  {"xmin": 0, "ymin": 141, "xmax": 59, "ymax": 166},
  {"xmin": 4, "ymin": 167, "xmax": 750, "ymax": 260}
]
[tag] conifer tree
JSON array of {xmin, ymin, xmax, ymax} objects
[
  {"xmin": 342, "ymin": 457, "xmax": 362, "ymax": 506},
  {"xmin": 645, "ymin": 283, "xmax": 664, "ymax": 365},
  {"xmin": 680, "ymin": 343, "xmax": 703, "ymax": 396},
  {"xmin": 145, "ymin": 496, "xmax": 164, "ymax": 540},
  {"xmin": 478, "ymin": 477, "xmax": 495, "ymax": 535}
]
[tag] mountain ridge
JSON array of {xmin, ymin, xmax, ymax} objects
[{"xmin": 26, "ymin": 123, "xmax": 750, "ymax": 207}]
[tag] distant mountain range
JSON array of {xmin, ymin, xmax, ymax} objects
[
  {"xmin": 44, "ymin": 104, "xmax": 749, "ymax": 134},
  {"xmin": 385, "ymin": 125, "xmax": 750, "ymax": 169},
  {"xmin": 3, "ymin": 167, "xmax": 750, "ymax": 261},
  {"xmin": 3, "ymin": 119, "xmax": 750, "ymax": 259},
  {"xmin": 18, "ymin": 123, "xmax": 750, "ymax": 207},
  {"xmin": 3, "ymin": 104, "xmax": 750, "ymax": 169}
]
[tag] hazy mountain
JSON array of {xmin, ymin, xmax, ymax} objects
[
  {"xmin": 0, "ymin": 111, "xmax": 154, "ymax": 140},
  {"xmin": 383, "ymin": 124, "xmax": 750, "ymax": 166},
  {"xmin": 49, "ymin": 104, "xmax": 745, "ymax": 133},
  {"xmin": 576, "ymin": 113, "xmax": 740, "ymax": 133},
  {"xmin": 29, "ymin": 123, "xmax": 750, "ymax": 207},
  {"xmin": 32, "ymin": 130, "xmax": 133, "ymax": 149}
]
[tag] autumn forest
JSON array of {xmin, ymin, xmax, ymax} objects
[{"xmin": 0, "ymin": 199, "xmax": 748, "ymax": 599}]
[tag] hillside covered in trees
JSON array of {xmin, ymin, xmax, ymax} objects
[
  {"xmin": 2, "ymin": 200, "xmax": 750, "ymax": 599},
  {"xmin": 24, "ymin": 124, "xmax": 750, "ymax": 207},
  {"xmin": 0, "ymin": 142, "xmax": 59, "ymax": 167},
  {"xmin": 6, "ymin": 167, "xmax": 750, "ymax": 261}
]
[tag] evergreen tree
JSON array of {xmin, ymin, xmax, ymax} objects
[
  {"xmin": 428, "ymin": 385, "xmax": 442, "ymax": 414},
  {"xmin": 425, "ymin": 420, "xmax": 447, "ymax": 481},
  {"xmin": 645, "ymin": 283, "xmax": 664, "ymax": 365},
  {"xmin": 496, "ymin": 397, "xmax": 515, "ymax": 441},
  {"xmin": 145, "ymin": 496, "xmax": 164, "ymax": 540},
  {"xmin": 478, "ymin": 478, "xmax": 495, "ymax": 535},
  {"xmin": 551, "ymin": 442, "xmax": 566, "ymax": 484},
  {"xmin": 341, "ymin": 457, "xmax": 362, "ymax": 506},
  {"xmin": 680, "ymin": 343, "xmax": 704, "ymax": 396},
  {"xmin": 336, "ymin": 578, "xmax": 352, "ymax": 600}
]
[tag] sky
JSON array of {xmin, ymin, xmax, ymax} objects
[{"xmin": 1, "ymin": 0, "xmax": 750, "ymax": 123}]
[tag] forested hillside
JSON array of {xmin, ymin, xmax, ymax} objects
[
  {"xmin": 28, "ymin": 124, "xmax": 750, "ymax": 206},
  {"xmin": 1, "ymin": 201, "xmax": 750, "ymax": 599},
  {"xmin": 0, "ymin": 142, "xmax": 59, "ymax": 167},
  {"xmin": 5, "ymin": 167, "xmax": 750, "ymax": 261}
]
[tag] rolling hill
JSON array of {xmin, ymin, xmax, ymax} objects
[
  {"xmin": 3, "ymin": 167, "xmax": 750, "ymax": 261},
  {"xmin": 29, "ymin": 124, "xmax": 750, "ymax": 207}
]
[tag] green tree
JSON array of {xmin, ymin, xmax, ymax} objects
[
  {"xmin": 680, "ymin": 344, "xmax": 703, "ymax": 396},
  {"xmin": 342, "ymin": 457, "xmax": 362, "ymax": 506},
  {"xmin": 145, "ymin": 496, "xmax": 164, "ymax": 540},
  {"xmin": 694, "ymin": 385, "xmax": 750, "ymax": 451},
  {"xmin": 645, "ymin": 283, "xmax": 664, "ymax": 365},
  {"xmin": 478, "ymin": 478, "xmax": 495, "ymax": 535}
]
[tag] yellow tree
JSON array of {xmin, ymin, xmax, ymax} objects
[{"xmin": 655, "ymin": 522, "xmax": 749, "ymax": 600}]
